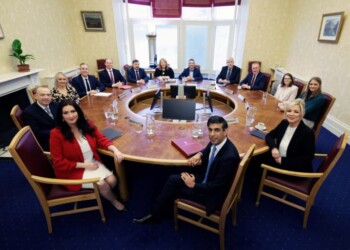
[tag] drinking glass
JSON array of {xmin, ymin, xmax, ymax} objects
[
  {"xmin": 245, "ymin": 106, "xmax": 256, "ymax": 126},
  {"xmin": 146, "ymin": 113, "xmax": 155, "ymax": 137}
]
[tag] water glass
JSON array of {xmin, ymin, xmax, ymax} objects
[
  {"xmin": 245, "ymin": 106, "xmax": 256, "ymax": 126},
  {"xmin": 262, "ymin": 92, "xmax": 268, "ymax": 101},
  {"xmin": 104, "ymin": 108, "xmax": 112, "ymax": 119},
  {"xmin": 146, "ymin": 114, "xmax": 155, "ymax": 137}
]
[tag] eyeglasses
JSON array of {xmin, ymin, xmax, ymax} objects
[{"xmin": 284, "ymin": 77, "xmax": 292, "ymax": 80}]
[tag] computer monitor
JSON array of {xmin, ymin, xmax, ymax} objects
[
  {"xmin": 170, "ymin": 85, "xmax": 197, "ymax": 99},
  {"xmin": 162, "ymin": 99, "xmax": 196, "ymax": 120},
  {"xmin": 150, "ymin": 88, "xmax": 161, "ymax": 110},
  {"xmin": 206, "ymin": 90, "xmax": 213, "ymax": 113}
]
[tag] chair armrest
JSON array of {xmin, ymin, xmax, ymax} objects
[
  {"xmin": 261, "ymin": 164, "xmax": 323, "ymax": 178},
  {"xmin": 31, "ymin": 175, "xmax": 100, "ymax": 185}
]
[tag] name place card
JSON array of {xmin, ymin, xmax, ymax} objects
[
  {"xmin": 224, "ymin": 89, "xmax": 234, "ymax": 95},
  {"xmin": 132, "ymin": 87, "xmax": 142, "ymax": 93}
]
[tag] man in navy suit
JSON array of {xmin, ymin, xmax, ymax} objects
[
  {"xmin": 133, "ymin": 116, "xmax": 240, "ymax": 224},
  {"xmin": 127, "ymin": 59, "xmax": 149, "ymax": 84},
  {"xmin": 98, "ymin": 58, "xmax": 126, "ymax": 88},
  {"xmin": 240, "ymin": 62, "xmax": 266, "ymax": 90},
  {"xmin": 216, "ymin": 57, "xmax": 241, "ymax": 85},
  {"xmin": 178, "ymin": 58, "xmax": 203, "ymax": 82},
  {"xmin": 72, "ymin": 63, "xmax": 105, "ymax": 97},
  {"xmin": 23, "ymin": 86, "xmax": 59, "ymax": 151}
]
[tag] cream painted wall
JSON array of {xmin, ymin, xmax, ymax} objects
[
  {"xmin": 64, "ymin": 0, "xmax": 119, "ymax": 74},
  {"xmin": 0, "ymin": 0, "xmax": 77, "ymax": 77},
  {"xmin": 285, "ymin": 0, "xmax": 350, "ymax": 125},
  {"xmin": 245, "ymin": 0, "xmax": 349, "ymax": 126},
  {"xmin": 0, "ymin": 0, "xmax": 118, "ymax": 79},
  {"xmin": 241, "ymin": 0, "xmax": 294, "ymax": 75}
]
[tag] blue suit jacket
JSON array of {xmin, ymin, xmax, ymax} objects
[
  {"xmin": 193, "ymin": 138, "xmax": 240, "ymax": 215},
  {"xmin": 178, "ymin": 67, "xmax": 203, "ymax": 81},
  {"xmin": 240, "ymin": 72, "xmax": 266, "ymax": 90},
  {"xmin": 72, "ymin": 75, "xmax": 105, "ymax": 97},
  {"xmin": 127, "ymin": 68, "xmax": 149, "ymax": 83},
  {"xmin": 98, "ymin": 68, "xmax": 126, "ymax": 87},
  {"xmin": 216, "ymin": 65, "xmax": 241, "ymax": 84},
  {"xmin": 23, "ymin": 102, "xmax": 59, "ymax": 151}
]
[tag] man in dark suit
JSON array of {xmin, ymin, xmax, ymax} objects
[
  {"xmin": 72, "ymin": 63, "xmax": 105, "ymax": 97},
  {"xmin": 98, "ymin": 58, "xmax": 126, "ymax": 88},
  {"xmin": 133, "ymin": 116, "xmax": 240, "ymax": 224},
  {"xmin": 178, "ymin": 58, "xmax": 203, "ymax": 82},
  {"xmin": 23, "ymin": 86, "xmax": 59, "ymax": 151},
  {"xmin": 127, "ymin": 59, "xmax": 149, "ymax": 84},
  {"xmin": 216, "ymin": 57, "xmax": 241, "ymax": 85},
  {"xmin": 240, "ymin": 62, "xmax": 266, "ymax": 90}
]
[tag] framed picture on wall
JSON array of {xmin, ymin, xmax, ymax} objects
[
  {"xmin": 318, "ymin": 11, "xmax": 344, "ymax": 43},
  {"xmin": 81, "ymin": 11, "xmax": 105, "ymax": 32},
  {"xmin": 0, "ymin": 24, "xmax": 4, "ymax": 39}
]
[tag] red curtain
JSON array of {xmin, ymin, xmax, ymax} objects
[
  {"xmin": 213, "ymin": 0, "xmax": 241, "ymax": 7},
  {"xmin": 183, "ymin": 0, "xmax": 212, "ymax": 7},
  {"xmin": 183, "ymin": 0, "xmax": 241, "ymax": 7},
  {"xmin": 127, "ymin": 0, "xmax": 151, "ymax": 5},
  {"xmin": 152, "ymin": 0, "xmax": 181, "ymax": 18}
]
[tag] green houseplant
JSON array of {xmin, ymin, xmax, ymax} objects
[{"xmin": 10, "ymin": 39, "xmax": 34, "ymax": 72}]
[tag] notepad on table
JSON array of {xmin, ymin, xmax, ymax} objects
[
  {"xmin": 171, "ymin": 137, "xmax": 204, "ymax": 157},
  {"xmin": 250, "ymin": 129, "xmax": 266, "ymax": 140},
  {"xmin": 102, "ymin": 128, "xmax": 122, "ymax": 140}
]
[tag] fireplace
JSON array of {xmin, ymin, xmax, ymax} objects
[
  {"xmin": 0, "ymin": 89, "xmax": 31, "ymax": 147},
  {"xmin": 0, "ymin": 69, "xmax": 42, "ymax": 148}
]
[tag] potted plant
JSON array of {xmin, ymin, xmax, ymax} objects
[{"xmin": 10, "ymin": 39, "xmax": 34, "ymax": 72}]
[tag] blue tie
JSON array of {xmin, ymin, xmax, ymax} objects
[{"xmin": 202, "ymin": 146, "xmax": 217, "ymax": 183}]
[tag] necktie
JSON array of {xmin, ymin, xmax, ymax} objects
[
  {"xmin": 44, "ymin": 106, "xmax": 54, "ymax": 119},
  {"xmin": 202, "ymin": 146, "xmax": 217, "ymax": 183},
  {"xmin": 109, "ymin": 70, "xmax": 115, "ymax": 83},
  {"xmin": 85, "ymin": 79, "xmax": 91, "ymax": 92},
  {"xmin": 136, "ymin": 71, "xmax": 140, "ymax": 80},
  {"xmin": 251, "ymin": 74, "xmax": 256, "ymax": 86},
  {"xmin": 226, "ymin": 68, "xmax": 231, "ymax": 80}
]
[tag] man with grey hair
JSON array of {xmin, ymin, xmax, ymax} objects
[
  {"xmin": 216, "ymin": 57, "xmax": 241, "ymax": 85},
  {"xmin": 72, "ymin": 63, "xmax": 105, "ymax": 97}
]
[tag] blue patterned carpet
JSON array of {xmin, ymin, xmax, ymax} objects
[{"xmin": 0, "ymin": 127, "xmax": 349, "ymax": 249}]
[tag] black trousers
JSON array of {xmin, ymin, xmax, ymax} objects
[{"xmin": 152, "ymin": 174, "xmax": 206, "ymax": 220}]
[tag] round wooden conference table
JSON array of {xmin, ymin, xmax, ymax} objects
[{"xmin": 80, "ymin": 80, "xmax": 284, "ymax": 200}]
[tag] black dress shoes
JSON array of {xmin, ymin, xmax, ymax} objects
[{"xmin": 133, "ymin": 214, "xmax": 159, "ymax": 224}]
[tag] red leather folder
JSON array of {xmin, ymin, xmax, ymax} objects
[{"xmin": 171, "ymin": 137, "xmax": 204, "ymax": 157}]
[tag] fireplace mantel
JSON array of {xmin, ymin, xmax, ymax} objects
[{"xmin": 0, "ymin": 69, "xmax": 43, "ymax": 99}]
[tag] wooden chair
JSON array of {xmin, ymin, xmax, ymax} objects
[
  {"xmin": 8, "ymin": 126, "xmax": 106, "ymax": 233},
  {"xmin": 314, "ymin": 92, "xmax": 336, "ymax": 140},
  {"xmin": 174, "ymin": 144, "xmax": 255, "ymax": 250},
  {"xmin": 248, "ymin": 61, "xmax": 261, "ymax": 73},
  {"xmin": 262, "ymin": 72, "xmax": 272, "ymax": 92},
  {"xmin": 96, "ymin": 59, "xmax": 106, "ymax": 70},
  {"xmin": 256, "ymin": 132, "xmax": 347, "ymax": 228},
  {"xmin": 294, "ymin": 79, "xmax": 306, "ymax": 97},
  {"xmin": 10, "ymin": 104, "xmax": 26, "ymax": 130},
  {"xmin": 123, "ymin": 64, "xmax": 132, "ymax": 82}
]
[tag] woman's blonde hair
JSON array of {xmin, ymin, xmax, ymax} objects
[
  {"xmin": 287, "ymin": 98, "xmax": 306, "ymax": 116},
  {"xmin": 54, "ymin": 72, "xmax": 67, "ymax": 88}
]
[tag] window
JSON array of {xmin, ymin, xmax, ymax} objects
[
  {"xmin": 213, "ymin": 25, "xmax": 230, "ymax": 71},
  {"xmin": 156, "ymin": 25, "xmax": 178, "ymax": 69},
  {"xmin": 185, "ymin": 25, "xmax": 208, "ymax": 69},
  {"xmin": 118, "ymin": 2, "xmax": 244, "ymax": 75}
]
